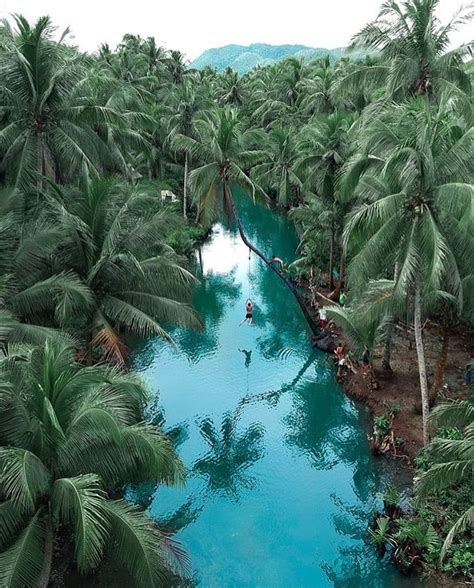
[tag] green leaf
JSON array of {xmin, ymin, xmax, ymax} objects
[{"xmin": 52, "ymin": 474, "xmax": 109, "ymax": 572}]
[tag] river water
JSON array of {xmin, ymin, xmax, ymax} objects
[{"xmin": 131, "ymin": 194, "xmax": 417, "ymax": 587}]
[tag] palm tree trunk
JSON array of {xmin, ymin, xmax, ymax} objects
[
  {"xmin": 183, "ymin": 152, "xmax": 189, "ymax": 219},
  {"xmin": 382, "ymin": 263, "xmax": 400, "ymax": 372},
  {"xmin": 39, "ymin": 517, "xmax": 53, "ymax": 588},
  {"xmin": 414, "ymin": 279, "xmax": 430, "ymax": 446},
  {"xmin": 224, "ymin": 184, "xmax": 319, "ymax": 336},
  {"xmin": 334, "ymin": 242, "xmax": 345, "ymax": 296},
  {"xmin": 329, "ymin": 227, "xmax": 335, "ymax": 289},
  {"xmin": 382, "ymin": 324, "xmax": 395, "ymax": 372},
  {"xmin": 429, "ymin": 324, "xmax": 450, "ymax": 406}
]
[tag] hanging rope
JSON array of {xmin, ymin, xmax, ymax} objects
[{"xmin": 225, "ymin": 185, "xmax": 319, "ymax": 336}]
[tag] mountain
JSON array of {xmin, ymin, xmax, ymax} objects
[{"xmin": 190, "ymin": 43, "xmax": 346, "ymax": 74}]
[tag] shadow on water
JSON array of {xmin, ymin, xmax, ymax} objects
[{"xmin": 128, "ymin": 189, "xmax": 418, "ymax": 587}]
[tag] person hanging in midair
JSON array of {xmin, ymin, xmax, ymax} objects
[{"xmin": 239, "ymin": 298, "xmax": 253, "ymax": 326}]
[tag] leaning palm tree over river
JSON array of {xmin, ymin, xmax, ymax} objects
[{"xmin": 173, "ymin": 106, "xmax": 319, "ymax": 334}]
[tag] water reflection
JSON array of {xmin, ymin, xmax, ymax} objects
[
  {"xmin": 132, "ymin": 190, "xmax": 414, "ymax": 587},
  {"xmin": 177, "ymin": 269, "xmax": 242, "ymax": 363},
  {"xmin": 193, "ymin": 412, "xmax": 265, "ymax": 500},
  {"xmin": 161, "ymin": 495, "xmax": 205, "ymax": 534}
]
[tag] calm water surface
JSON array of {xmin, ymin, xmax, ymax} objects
[{"xmin": 131, "ymin": 194, "xmax": 418, "ymax": 588}]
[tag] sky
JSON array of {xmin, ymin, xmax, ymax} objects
[{"xmin": 0, "ymin": 0, "xmax": 470, "ymax": 61}]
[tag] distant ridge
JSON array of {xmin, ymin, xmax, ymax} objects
[{"xmin": 190, "ymin": 43, "xmax": 346, "ymax": 74}]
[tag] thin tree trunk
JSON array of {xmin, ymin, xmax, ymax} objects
[
  {"xmin": 329, "ymin": 227, "xmax": 335, "ymax": 290},
  {"xmin": 39, "ymin": 517, "xmax": 53, "ymax": 588},
  {"xmin": 414, "ymin": 279, "xmax": 430, "ymax": 446},
  {"xmin": 334, "ymin": 241, "xmax": 345, "ymax": 296},
  {"xmin": 382, "ymin": 324, "xmax": 395, "ymax": 372},
  {"xmin": 197, "ymin": 246, "xmax": 203, "ymax": 273},
  {"xmin": 183, "ymin": 151, "xmax": 189, "ymax": 219},
  {"xmin": 225, "ymin": 184, "xmax": 319, "ymax": 336},
  {"xmin": 382, "ymin": 262, "xmax": 400, "ymax": 372},
  {"xmin": 429, "ymin": 324, "xmax": 450, "ymax": 406}
]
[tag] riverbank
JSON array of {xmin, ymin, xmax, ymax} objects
[
  {"xmin": 304, "ymin": 286, "xmax": 472, "ymax": 460},
  {"xmin": 342, "ymin": 321, "xmax": 471, "ymax": 460}
]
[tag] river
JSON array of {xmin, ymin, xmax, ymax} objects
[{"xmin": 130, "ymin": 192, "xmax": 417, "ymax": 587}]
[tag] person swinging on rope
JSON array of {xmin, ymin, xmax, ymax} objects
[{"xmin": 239, "ymin": 298, "xmax": 253, "ymax": 326}]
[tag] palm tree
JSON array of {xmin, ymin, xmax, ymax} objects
[
  {"xmin": 0, "ymin": 340, "xmax": 187, "ymax": 587},
  {"xmin": 217, "ymin": 69, "xmax": 248, "ymax": 107},
  {"xmin": 0, "ymin": 16, "xmax": 128, "ymax": 191},
  {"xmin": 42, "ymin": 175, "xmax": 201, "ymax": 361},
  {"xmin": 342, "ymin": 97, "xmax": 473, "ymax": 445},
  {"xmin": 415, "ymin": 400, "xmax": 474, "ymax": 562},
  {"xmin": 168, "ymin": 81, "xmax": 209, "ymax": 218},
  {"xmin": 0, "ymin": 189, "xmax": 90, "ymax": 346},
  {"xmin": 173, "ymin": 106, "xmax": 320, "ymax": 334},
  {"xmin": 296, "ymin": 111, "xmax": 356, "ymax": 290},
  {"xmin": 298, "ymin": 56, "xmax": 339, "ymax": 116},
  {"xmin": 250, "ymin": 126, "xmax": 304, "ymax": 207},
  {"xmin": 165, "ymin": 50, "xmax": 188, "ymax": 85},
  {"xmin": 339, "ymin": 0, "xmax": 473, "ymax": 100},
  {"xmin": 325, "ymin": 297, "xmax": 387, "ymax": 383}
]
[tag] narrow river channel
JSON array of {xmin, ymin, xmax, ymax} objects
[{"xmin": 131, "ymin": 193, "xmax": 418, "ymax": 587}]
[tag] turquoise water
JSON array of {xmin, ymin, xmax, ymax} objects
[{"xmin": 131, "ymin": 195, "xmax": 416, "ymax": 587}]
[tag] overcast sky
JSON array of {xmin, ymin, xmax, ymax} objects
[{"xmin": 0, "ymin": 0, "xmax": 470, "ymax": 61}]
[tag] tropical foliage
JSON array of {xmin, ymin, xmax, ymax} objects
[{"xmin": 0, "ymin": 0, "xmax": 473, "ymax": 582}]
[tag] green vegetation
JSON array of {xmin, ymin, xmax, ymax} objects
[
  {"xmin": 0, "ymin": 0, "xmax": 473, "ymax": 584},
  {"xmin": 372, "ymin": 397, "xmax": 474, "ymax": 580}
]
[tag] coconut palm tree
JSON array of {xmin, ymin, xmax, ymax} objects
[
  {"xmin": 342, "ymin": 97, "xmax": 474, "ymax": 445},
  {"xmin": 0, "ymin": 188, "xmax": 90, "ymax": 346},
  {"xmin": 41, "ymin": 175, "xmax": 201, "ymax": 361},
  {"xmin": 415, "ymin": 399, "xmax": 474, "ymax": 562},
  {"xmin": 296, "ymin": 111, "xmax": 357, "ymax": 290},
  {"xmin": 173, "ymin": 106, "xmax": 320, "ymax": 334},
  {"xmin": 168, "ymin": 81, "xmax": 210, "ymax": 217},
  {"xmin": 165, "ymin": 50, "xmax": 188, "ymax": 85},
  {"xmin": 250, "ymin": 126, "xmax": 304, "ymax": 207},
  {"xmin": 339, "ymin": 0, "xmax": 473, "ymax": 100},
  {"xmin": 217, "ymin": 69, "xmax": 248, "ymax": 107},
  {"xmin": 0, "ymin": 340, "xmax": 187, "ymax": 587},
  {"xmin": 0, "ymin": 16, "xmax": 129, "ymax": 192}
]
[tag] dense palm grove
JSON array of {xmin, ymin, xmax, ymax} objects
[{"xmin": 0, "ymin": 0, "xmax": 473, "ymax": 585}]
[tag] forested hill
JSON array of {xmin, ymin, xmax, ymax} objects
[{"xmin": 190, "ymin": 43, "xmax": 346, "ymax": 73}]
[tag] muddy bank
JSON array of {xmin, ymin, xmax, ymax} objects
[{"xmin": 305, "ymin": 286, "xmax": 472, "ymax": 461}]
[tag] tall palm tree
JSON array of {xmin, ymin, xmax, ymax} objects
[
  {"xmin": 0, "ymin": 189, "xmax": 90, "ymax": 346},
  {"xmin": 41, "ymin": 175, "xmax": 201, "ymax": 361},
  {"xmin": 415, "ymin": 399, "xmax": 474, "ymax": 562},
  {"xmin": 173, "ymin": 106, "xmax": 320, "ymax": 334},
  {"xmin": 0, "ymin": 16, "xmax": 127, "ymax": 191},
  {"xmin": 165, "ymin": 50, "xmax": 188, "ymax": 85},
  {"xmin": 339, "ymin": 0, "xmax": 473, "ymax": 100},
  {"xmin": 0, "ymin": 340, "xmax": 187, "ymax": 587},
  {"xmin": 250, "ymin": 126, "xmax": 304, "ymax": 207},
  {"xmin": 296, "ymin": 111, "xmax": 356, "ymax": 289},
  {"xmin": 168, "ymin": 81, "xmax": 209, "ymax": 218},
  {"xmin": 342, "ymin": 97, "xmax": 474, "ymax": 445},
  {"xmin": 217, "ymin": 69, "xmax": 248, "ymax": 107}
]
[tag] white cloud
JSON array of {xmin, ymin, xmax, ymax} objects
[{"xmin": 0, "ymin": 0, "xmax": 470, "ymax": 61}]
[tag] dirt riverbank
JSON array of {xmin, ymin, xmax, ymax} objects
[{"xmin": 306, "ymin": 288, "xmax": 472, "ymax": 461}]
